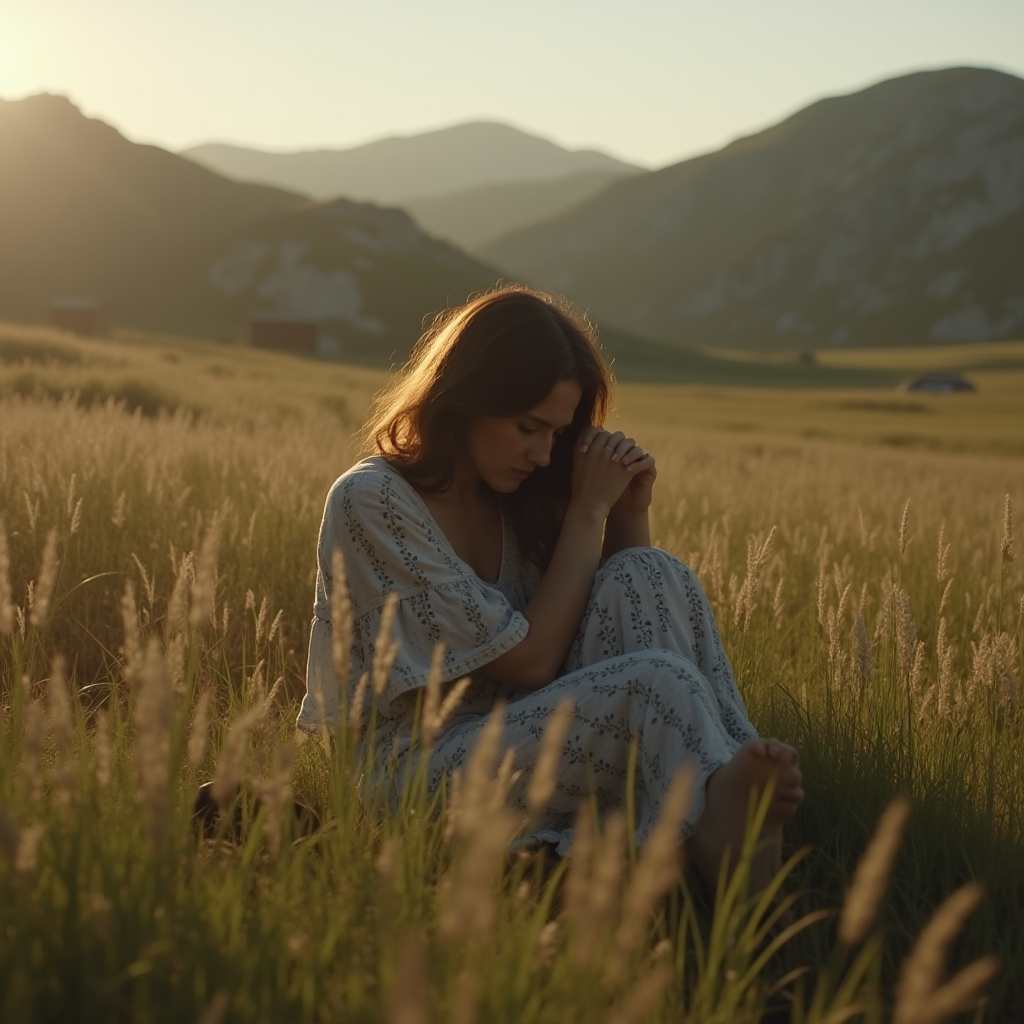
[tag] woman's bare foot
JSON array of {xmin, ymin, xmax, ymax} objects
[{"xmin": 689, "ymin": 738, "xmax": 804, "ymax": 893}]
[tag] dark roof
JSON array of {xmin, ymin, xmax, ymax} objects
[{"xmin": 902, "ymin": 371, "xmax": 976, "ymax": 393}]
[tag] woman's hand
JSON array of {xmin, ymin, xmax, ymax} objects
[
  {"xmin": 570, "ymin": 427, "xmax": 634, "ymax": 517},
  {"xmin": 610, "ymin": 442, "xmax": 657, "ymax": 518}
]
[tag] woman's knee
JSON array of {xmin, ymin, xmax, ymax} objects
[
  {"xmin": 629, "ymin": 649, "xmax": 722, "ymax": 714},
  {"xmin": 600, "ymin": 545, "xmax": 695, "ymax": 582},
  {"xmin": 604, "ymin": 649, "xmax": 701, "ymax": 702}
]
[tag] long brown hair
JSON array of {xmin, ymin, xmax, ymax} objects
[{"xmin": 363, "ymin": 285, "xmax": 613, "ymax": 568}]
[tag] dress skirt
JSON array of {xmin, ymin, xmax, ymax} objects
[{"xmin": 407, "ymin": 547, "xmax": 759, "ymax": 854}]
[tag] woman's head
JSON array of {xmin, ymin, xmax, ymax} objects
[{"xmin": 364, "ymin": 286, "xmax": 614, "ymax": 565}]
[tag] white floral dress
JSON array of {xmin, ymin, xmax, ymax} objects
[{"xmin": 297, "ymin": 457, "xmax": 758, "ymax": 852}]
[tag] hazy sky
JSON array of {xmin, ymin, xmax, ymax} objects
[{"xmin": 2, "ymin": 0, "xmax": 1022, "ymax": 167}]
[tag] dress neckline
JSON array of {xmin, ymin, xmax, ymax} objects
[{"xmin": 368, "ymin": 457, "xmax": 509, "ymax": 588}]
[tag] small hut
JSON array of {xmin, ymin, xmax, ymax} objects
[
  {"xmin": 902, "ymin": 372, "xmax": 976, "ymax": 394},
  {"xmin": 48, "ymin": 297, "xmax": 105, "ymax": 336},
  {"xmin": 249, "ymin": 316, "xmax": 319, "ymax": 354}
]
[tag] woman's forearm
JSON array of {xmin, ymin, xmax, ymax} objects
[
  {"xmin": 602, "ymin": 509, "xmax": 650, "ymax": 559},
  {"xmin": 484, "ymin": 499, "xmax": 608, "ymax": 690}
]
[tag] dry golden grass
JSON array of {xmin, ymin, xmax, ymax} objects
[{"xmin": 1, "ymin": 320, "xmax": 1022, "ymax": 1021}]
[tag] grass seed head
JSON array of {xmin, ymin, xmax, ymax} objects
[
  {"xmin": 1001, "ymin": 494, "xmax": 1015, "ymax": 566},
  {"xmin": 94, "ymin": 709, "xmax": 111, "ymax": 789},
  {"xmin": 421, "ymin": 642, "xmax": 445, "ymax": 751},
  {"xmin": 134, "ymin": 639, "xmax": 174, "ymax": 848},
  {"xmin": 899, "ymin": 498, "xmax": 912, "ymax": 557},
  {"xmin": 533, "ymin": 920, "xmax": 560, "ymax": 972},
  {"xmin": 166, "ymin": 550, "xmax": 193, "ymax": 640},
  {"xmin": 436, "ymin": 675, "xmax": 472, "ymax": 729},
  {"xmin": 330, "ymin": 547, "xmax": 354, "ymax": 692},
  {"xmin": 936, "ymin": 520, "xmax": 950, "ymax": 583},
  {"xmin": 910, "ymin": 641, "xmax": 927, "ymax": 697},
  {"xmin": 189, "ymin": 519, "xmax": 220, "ymax": 629},
  {"xmin": 0, "ymin": 809, "xmax": 44, "ymax": 876},
  {"xmin": 349, "ymin": 671, "xmax": 370, "ymax": 734},
  {"xmin": 838, "ymin": 797, "xmax": 911, "ymax": 945},
  {"xmin": 938, "ymin": 578, "xmax": 953, "ymax": 617},
  {"xmin": 457, "ymin": 702, "xmax": 505, "ymax": 841},
  {"xmin": 46, "ymin": 654, "xmax": 74, "ymax": 750},
  {"xmin": 253, "ymin": 596, "xmax": 267, "ymax": 648},
  {"xmin": 894, "ymin": 585, "xmax": 917, "ymax": 680},
  {"xmin": 0, "ymin": 520, "xmax": 13, "ymax": 635},
  {"xmin": 608, "ymin": 766, "xmax": 692, "ymax": 984},
  {"xmin": 441, "ymin": 805, "xmax": 518, "ymax": 942},
  {"xmin": 924, "ymin": 956, "xmax": 1001, "ymax": 1023},
  {"xmin": 29, "ymin": 528, "xmax": 59, "ymax": 629},
  {"xmin": 852, "ymin": 613, "xmax": 873, "ymax": 685},
  {"xmin": 388, "ymin": 930, "xmax": 429, "ymax": 1024},
  {"xmin": 130, "ymin": 553, "xmax": 155, "ymax": 610},
  {"xmin": 111, "ymin": 491, "xmax": 126, "ymax": 529},
  {"xmin": 119, "ymin": 579, "xmax": 143, "ymax": 686},
  {"xmin": 188, "ymin": 689, "xmax": 213, "ymax": 768},
  {"xmin": 894, "ymin": 882, "xmax": 993, "ymax": 1024},
  {"xmin": 251, "ymin": 741, "xmax": 295, "ymax": 858},
  {"xmin": 14, "ymin": 824, "xmax": 46, "ymax": 874},
  {"xmin": 771, "ymin": 576, "xmax": 786, "ymax": 628},
  {"xmin": 212, "ymin": 699, "xmax": 267, "ymax": 806},
  {"xmin": 46, "ymin": 655, "xmax": 79, "ymax": 804},
  {"xmin": 372, "ymin": 592, "xmax": 401, "ymax": 697},
  {"xmin": 606, "ymin": 963, "xmax": 673, "ymax": 1024}
]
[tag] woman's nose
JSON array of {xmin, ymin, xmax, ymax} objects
[{"xmin": 529, "ymin": 438, "xmax": 552, "ymax": 467}]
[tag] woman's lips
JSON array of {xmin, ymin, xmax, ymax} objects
[{"xmin": 511, "ymin": 468, "xmax": 532, "ymax": 480}]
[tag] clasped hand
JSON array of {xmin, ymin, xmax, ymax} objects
[{"xmin": 570, "ymin": 427, "xmax": 657, "ymax": 518}]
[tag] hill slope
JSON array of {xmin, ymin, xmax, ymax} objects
[
  {"xmin": 0, "ymin": 94, "xmax": 302, "ymax": 330},
  {"xmin": 0, "ymin": 95, "xmax": 500, "ymax": 357},
  {"xmin": 182, "ymin": 123, "xmax": 641, "ymax": 204},
  {"xmin": 480, "ymin": 67, "xmax": 1024, "ymax": 350},
  {"xmin": 404, "ymin": 170, "xmax": 636, "ymax": 251}
]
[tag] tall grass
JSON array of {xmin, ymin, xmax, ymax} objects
[{"xmin": 1, "ymin": 327, "xmax": 1021, "ymax": 1021}]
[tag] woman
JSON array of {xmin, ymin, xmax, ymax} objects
[{"xmin": 297, "ymin": 286, "xmax": 803, "ymax": 889}]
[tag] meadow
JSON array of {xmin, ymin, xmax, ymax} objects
[{"xmin": 0, "ymin": 321, "xmax": 1022, "ymax": 1023}]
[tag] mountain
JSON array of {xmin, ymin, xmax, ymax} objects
[
  {"xmin": 0, "ymin": 94, "xmax": 499, "ymax": 358},
  {"xmin": 182, "ymin": 123, "xmax": 641, "ymax": 205},
  {"xmin": 404, "ymin": 170, "xmax": 638, "ymax": 251},
  {"xmin": 479, "ymin": 68, "xmax": 1024, "ymax": 350}
]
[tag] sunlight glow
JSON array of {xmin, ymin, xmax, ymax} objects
[{"xmin": 1, "ymin": 0, "xmax": 1021, "ymax": 165}]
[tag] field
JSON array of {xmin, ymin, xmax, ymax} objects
[{"xmin": 1, "ymin": 321, "xmax": 1022, "ymax": 1022}]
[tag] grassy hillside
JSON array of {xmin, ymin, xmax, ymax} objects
[
  {"xmin": 480, "ymin": 67, "xmax": 1024, "ymax": 351},
  {"xmin": 183, "ymin": 123, "xmax": 641, "ymax": 205}
]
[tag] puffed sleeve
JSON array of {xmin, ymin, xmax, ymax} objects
[{"xmin": 296, "ymin": 460, "xmax": 529, "ymax": 733}]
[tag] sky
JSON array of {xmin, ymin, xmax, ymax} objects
[{"xmin": 1, "ymin": 0, "xmax": 1022, "ymax": 168}]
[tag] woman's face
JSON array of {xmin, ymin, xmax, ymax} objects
[{"xmin": 465, "ymin": 377, "xmax": 583, "ymax": 493}]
